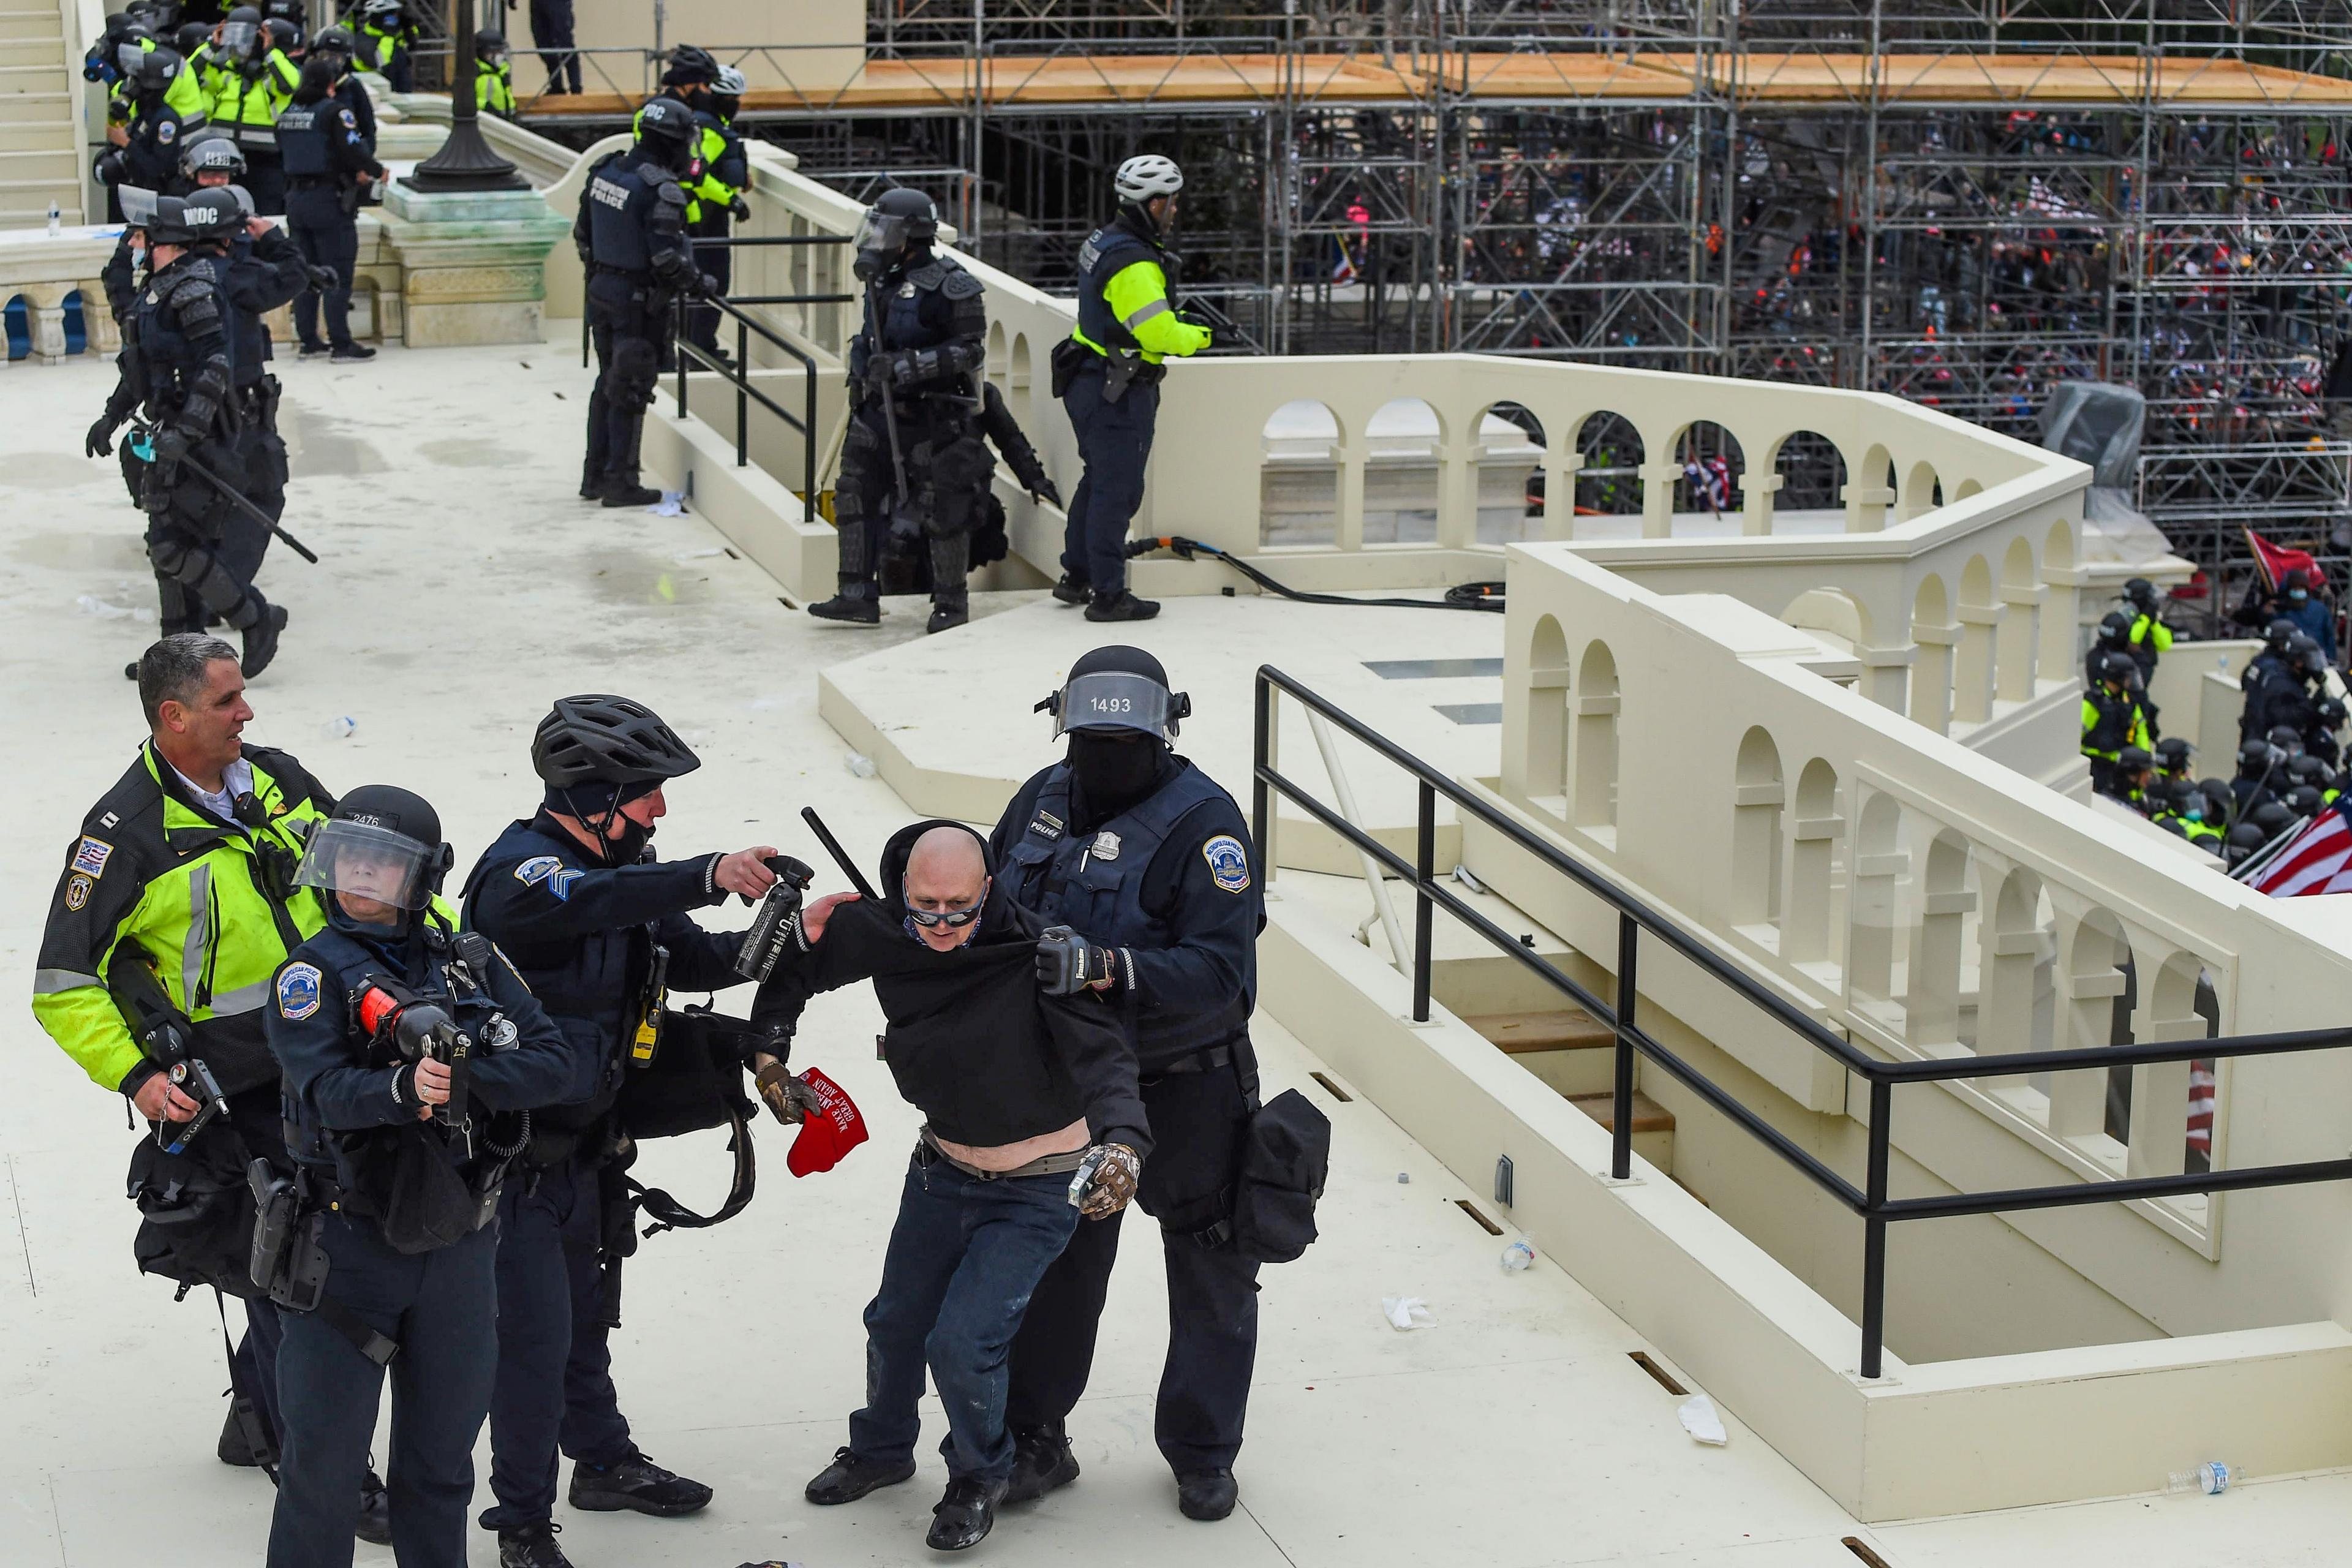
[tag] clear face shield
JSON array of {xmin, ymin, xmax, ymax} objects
[
  {"xmin": 120, "ymin": 184, "xmax": 160, "ymax": 230},
  {"xmin": 218, "ymin": 18, "xmax": 257, "ymax": 52},
  {"xmin": 851, "ymin": 209, "xmax": 914, "ymax": 282},
  {"xmin": 1046, "ymin": 671, "xmax": 1187, "ymax": 742},
  {"xmin": 116, "ymin": 41, "xmax": 147, "ymax": 78},
  {"xmin": 295, "ymin": 819, "xmax": 439, "ymax": 912}
]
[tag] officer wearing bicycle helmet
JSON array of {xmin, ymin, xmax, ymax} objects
[
  {"xmin": 636, "ymin": 47, "xmax": 750, "ymax": 365},
  {"xmin": 461, "ymin": 695, "xmax": 780, "ymax": 1567},
  {"xmin": 573, "ymin": 96, "xmax": 709, "ymax": 507},
  {"xmin": 1052, "ymin": 154, "xmax": 1213, "ymax": 624}
]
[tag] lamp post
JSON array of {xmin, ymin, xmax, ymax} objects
[{"xmin": 407, "ymin": 0, "xmax": 523, "ymax": 191}]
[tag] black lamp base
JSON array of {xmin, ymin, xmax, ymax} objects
[{"xmin": 409, "ymin": 119, "xmax": 527, "ymax": 194}]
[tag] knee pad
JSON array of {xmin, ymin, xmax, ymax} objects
[
  {"xmin": 148, "ymin": 535, "xmax": 189, "ymax": 577},
  {"xmin": 609, "ymin": 336, "xmax": 660, "ymax": 408}
]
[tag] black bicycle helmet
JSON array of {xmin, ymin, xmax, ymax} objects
[
  {"xmin": 661, "ymin": 42, "xmax": 718, "ymax": 86},
  {"xmin": 531, "ymin": 695, "xmax": 701, "ymax": 787}
]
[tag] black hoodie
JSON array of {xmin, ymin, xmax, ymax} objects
[{"xmin": 749, "ymin": 820, "xmax": 1150, "ymax": 1158}]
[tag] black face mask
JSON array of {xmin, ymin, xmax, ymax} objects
[
  {"xmin": 1067, "ymin": 733, "xmax": 1163, "ymax": 819},
  {"xmin": 604, "ymin": 815, "xmax": 655, "ymax": 866}
]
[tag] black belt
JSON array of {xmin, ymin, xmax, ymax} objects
[
  {"xmin": 914, "ymin": 1129, "xmax": 1093, "ymax": 1182},
  {"xmin": 1148, "ymin": 1044, "xmax": 1233, "ymax": 1077},
  {"xmin": 285, "ymin": 175, "xmax": 338, "ymax": 190}
]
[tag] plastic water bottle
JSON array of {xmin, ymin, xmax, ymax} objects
[
  {"xmin": 2163, "ymin": 1461, "xmax": 2239, "ymax": 1496},
  {"xmin": 48, "ymin": 201, "xmax": 62, "ymax": 237},
  {"xmin": 1500, "ymin": 1240, "xmax": 1535, "ymax": 1273},
  {"xmin": 322, "ymin": 716, "xmax": 358, "ymax": 740}
]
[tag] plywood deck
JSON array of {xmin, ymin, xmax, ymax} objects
[{"xmin": 519, "ymin": 50, "xmax": 2352, "ymax": 118}]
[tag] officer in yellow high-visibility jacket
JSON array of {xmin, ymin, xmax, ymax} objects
[
  {"xmin": 2083, "ymin": 650, "xmax": 2154, "ymax": 797},
  {"xmin": 206, "ymin": 7, "xmax": 300, "ymax": 211},
  {"xmin": 29, "ymin": 635, "xmax": 388, "ymax": 1540},
  {"xmin": 1054, "ymin": 154, "xmax": 1212, "ymax": 624},
  {"xmin": 475, "ymin": 27, "xmax": 517, "ymax": 116},
  {"xmin": 633, "ymin": 49, "xmax": 752, "ymax": 364}
]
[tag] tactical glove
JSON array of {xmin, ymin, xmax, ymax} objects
[
  {"xmin": 85, "ymin": 417, "xmax": 118, "ymax": 459},
  {"xmin": 304, "ymin": 262, "xmax": 339, "ymax": 291},
  {"xmin": 1028, "ymin": 476, "xmax": 1064, "ymax": 510},
  {"xmin": 1037, "ymin": 925, "xmax": 1120, "ymax": 995},
  {"xmin": 1075, "ymin": 1142, "xmax": 1140, "ymax": 1218},
  {"xmin": 755, "ymin": 1060, "xmax": 826, "ymax": 1125}
]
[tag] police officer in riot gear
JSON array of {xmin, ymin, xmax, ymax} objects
[
  {"xmin": 280, "ymin": 54, "xmax": 382, "ymax": 360},
  {"xmin": 1053, "ymin": 155, "xmax": 1212, "ymax": 623},
  {"xmin": 574, "ymin": 96, "xmax": 710, "ymax": 508},
  {"xmin": 85, "ymin": 189, "xmax": 290, "ymax": 676},
  {"xmin": 641, "ymin": 47, "xmax": 750, "ymax": 364},
  {"xmin": 207, "ymin": 5, "xmax": 298, "ymax": 213},
  {"xmin": 265, "ymin": 785, "xmax": 574, "ymax": 1568},
  {"xmin": 991, "ymin": 646, "xmax": 1268, "ymax": 1523},
  {"xmin": 809, "ymin": 188, "xmax": 992, "ymax": 633},
  {"xmin": 96, "ymin": 45, "xmax": 206, "ymax": 197},
  {"xmin": 464, "ymin": 695, "xmax": 780, "ymax": 1567}
]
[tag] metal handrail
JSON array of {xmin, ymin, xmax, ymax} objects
[
  {"xmin": 668, "ymin": 287, "xmax": 835, "ymax": 514},
  {"xmin": 1251, "ymin": 664, "xmax": 2352, "ymax": 1379}
]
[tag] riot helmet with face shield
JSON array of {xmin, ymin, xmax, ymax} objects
[
  {"xmin": 851, "ymin": 188, "xmax": 938, "ymax": 282},
  {"xmin": 295, "ymin": 785, "xmax": 454, "ymax": 926}
]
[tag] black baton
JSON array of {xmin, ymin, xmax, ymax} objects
[
  {"xmin": 801, "ymin": 806, "xmax": 881, "ymax": 903},
  {"xmin": 134, "ymin": 424, "xmax": 321, "ymax": 564}
]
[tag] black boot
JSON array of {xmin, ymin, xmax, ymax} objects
[
  {"xmin": 216, "ymin": 1407, "xmax": 260, "ymax": 1467},
  {"xmin": 926, "ymin": 598, "xmax": 969, "ymax": 634},
  {"xmin": 1001, "ymin": 1423, "xmax": 1079, "ymax": 1504},
  {"xmin": 1177, "ymin": 1468, "xmax": 1239, "ymax": 1521},
  {"xmin": 809, "ymin": 579, "xmax": 881, "ymax": 624},
  {"xmin": 925, "ymin": 1476, "xmax": 1006, "ymax": 1552},
  {"xmin": 1050, "ymin": 573, "xmax": 1090, "ymax": 606},
  {"xmin": 355, "ymin": 1469, "xmax": 391, "ymax": 1545},
  {"xmin": 497, "ymin": 1521, "xmax": 573, "ymax": 1568},
  {"xmin": 925, "ymin": 529, "xmax": 970, "ymax": 633},
  {"xmin": 568, "ymin": 1450, "xmax": 712, "ymax": 1517},
  {"xmin": 1085, "ymin": 587, "xmax": 1161, "ymax": 622},
  {"xmin": 238, "ymin": 603, "xmax": 288, "ymax": 678},
  {"xmin": 600, "ymin": 477, "xmax": 663, "ymax": 508},
  {"xmin": 804, "ymin": 1445, "xmax": 918, "ymax": 1506}
]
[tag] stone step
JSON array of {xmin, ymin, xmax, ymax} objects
[
  {"xmin": 0, "ymin": 118, "xmax": 77, "ymax": 153},
  {"xmin": 0, "ymin": 10, "xmax": 64, "ymax": 42},
  {"xmin": 1566, "ymin": 1090, "xmax": 1675, "ymax": 1173},
  {"xmin": 0, "ymin": 34, "xmax": 62, "ymax": 62}
]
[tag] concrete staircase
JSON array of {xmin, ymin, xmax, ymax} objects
[
  {"xmin": 0, "ymin": 4, "xmax": 83, "ymax": 231},
  {"xmin": 1463, "ymin": 1007, "xmax": 1677, "ymax": 1171}
]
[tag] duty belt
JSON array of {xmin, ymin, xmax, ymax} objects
[
  {"xmin": 285, "ymin": 175, "xmax": 339, "ymax": 190},
  {"xmin": 916, "ymin": 1128, "xmax": 1091, "ymax": 1182},
  {"xmin": 1149, "ymin": 1043, "xmax": 1234, "ymax": 1077}
]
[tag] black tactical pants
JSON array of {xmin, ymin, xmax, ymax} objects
[
  {"xmin": 143, "ymin": 437, "xmax": 274, "ymax": 633},
  {"xmin": 290, "ymin": 189, "xmax": 361, "ymax": 352},
  {"xmin": 832, "ymin": 399, "xmax": 992, "ymax": 608},
  {"xmin": 586, "ymin": 271, "xmax": 662, "ymax": 491},
  {"xmin": 1005, "ymin": 1049, "xmax": 1261, "ymax": 1474}
]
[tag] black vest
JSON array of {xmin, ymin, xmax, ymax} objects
[
  {"xmin": 584, "ymin": 151, "xmax": 665, "ymax": 276},
  {"xmin": 275, "ymin": 99, "xmax": 331, "ymax": 176}
]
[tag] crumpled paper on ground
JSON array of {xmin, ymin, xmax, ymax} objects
[
  {"xmin": 1678, "ymin": 1393, "xmax": 1728, "ymax": 1446},
  {"xmin": 646, "ymin": 491, "xmax": 689, "ymax": 517},
  {"xmin": 1380, "ymin": 1295, "xmax": 1434, "ymax": 1331}
]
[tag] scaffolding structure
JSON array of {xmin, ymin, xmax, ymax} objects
[{"xmin": 521, "ymin": 1, "xmax": 2352, "ymax": 595}]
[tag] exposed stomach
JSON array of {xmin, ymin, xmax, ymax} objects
[{"xmin": 930, "ymin": 1117, "xmax": 1090, "ymax": 1171}]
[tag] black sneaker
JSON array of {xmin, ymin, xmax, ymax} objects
[
  {"xmin": 599, "ymin": 480, "xmax": 663, "ymax": 508},
  {"xmin": 567, "ymin": 1452, "xmax": 712, "ymax": 1517},
  {"xmin": 1000, "ymin": 1426, "xmax": 1078, "ymax": 1505},
  {"xmin": 1177, "ymin": 1468, "xmax": 1238, "ymax": 1521},
  {"xmin": 1050, "ymin": 575, "xmax": 1090, "ymax": 606},
  {"xmin": 1085, "ymin": 588, "xmax": 1160, "ymax": 622},
  {"xmin": 497, "ymin": 1521, "xmax": 572, "ymax": 1568},
  {"xmin": 330, "ymin": 342, "xmax": 376, "ymax": 362},
  {"xmin": 239, "ymin": 604, "xmax": 288, "ymax": 678},
  {"xmin": 809, "ymin": 592, "xmax": 881, "ymax": 625},
  {"xmin": 355, "ymin": 1469, "xmax": 391, "ymax": 1545},
  {"xmin": 926, "ymin": 599, "xmax": 968, "ymax": 635},
  {"xmin": 804, "ymin": 1445, "xmax": 917, "ymax": 1506},
  {"xmin": 925, "ymin": 1476, "xmax": 1006, "ymax": 1552},
  {"xmin": 296, "ymin": 341, "xmax": 330, "ymax": 360}
]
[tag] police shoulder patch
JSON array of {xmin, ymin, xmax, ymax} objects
[
  {"xmin": 546, "ymin": 869, "xmax": 583, "ymax": 902},
  {"xmin": 941, "ymin": 265, "xmax": 984, "ymax": 301},
  {"xmin": 157, "ymin": 119, "xmax": 176, "ymax": 144},
  {"xmin": 513, "ymin": 853, "xmax": 564, "ymax": 886},
  {"xmin": 64, "ymin": 874, "xmax": 94, "ymax": 911},
  {"xmin": 1202, "ymin": 835, "xmax": 1252, "ymax": 894},
  {"xmin": 338, "ymin": 107, "xmax": 356, "ymax": 128},
  {"xmin": 275, "ymin": 962, "xmax": 323, "ymax": 1020},
  {"xmin": 71, "ymin": 835, "xmax": 114, "ymax": 879}
]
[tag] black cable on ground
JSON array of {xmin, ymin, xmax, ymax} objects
[{"xmin": 1125, "ymin": 535, "xmax": 1505, "ymax": 612}]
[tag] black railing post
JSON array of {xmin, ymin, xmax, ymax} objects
[
  {"xmin": 1860, "ymin": 1076, "xmax": 1892, "ymax": 1380},
  {"xmin": 1414, "ymin": 780, "xmax": 1435, "ymax": 1023},
  {"xmin": 1251, "ymin": 673, "xmax": 1272, "ymax": 873},
  {"xmin": 735, "ymin": 315, "xmax": 748, "ymax": 469},
  {"xmin": 674, "ymin": 292, "xmax": 688, "ymax": 416},
  {"xmin": 1612, "ymin": 913, "xmax": 1637, "ymax": 1181},
  {"xmin": 803, "ymin": 328, "xmax": 818, "ymax": 521}
]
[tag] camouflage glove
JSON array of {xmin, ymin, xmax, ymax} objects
[{"xmin": 1076, "ymin": 1142, "xmax": 1140, "ymax": 1219}]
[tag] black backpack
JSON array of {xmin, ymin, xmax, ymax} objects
[
  {"xmin": 128, "ymin": 1125, "xmax": 261, "ymax": 1298},
  {"xmin": 1229, "ymin": 1089, "xmax": 1330, "ymax": 1264}
]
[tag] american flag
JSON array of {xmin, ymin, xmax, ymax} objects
[{"xmin": 2244, "ymin": 801, "xmax": 2352, "ymax": 895}]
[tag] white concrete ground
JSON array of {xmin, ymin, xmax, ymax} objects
[{"xmin": 2, "ymin": 340, "xmax": 2346, "ymax": 1567}]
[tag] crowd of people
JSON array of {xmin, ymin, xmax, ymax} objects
[
  {"xmin": 35, "ymin": 639, "xmax": 1314, "ymax": 1568},
  {"xmin": 2082, "ymin": 571, "xmax": 2348, "ymax": 870}
]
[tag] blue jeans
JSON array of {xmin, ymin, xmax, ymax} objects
[
  {"xmin": 850, "ymin": 1148, "xmax": 1082, "ymax": 1484},
  {"xmin": 268, "ymin": 1214, "xmax": 499, "ymax": 1568},
  {"xmin": 481, "ymin": 1154, "xmax": 635, "ymax": 1532}
]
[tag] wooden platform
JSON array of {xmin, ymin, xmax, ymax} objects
[{"xmin": 518, "ymin": 49, "xmax": 2352, "ymax": 119}]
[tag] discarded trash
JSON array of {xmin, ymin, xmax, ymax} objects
[
  {"xmin": 2165, "ymin": 1462, "xmax": 2240, "ymax": 1496},
  {"xmin": 322, "ymin": 717, "xmax": 358, "ymax": 741},
  {"xmin": 1678, "ymin": 1394, "xmax": 1728, "ymax": 1446},
  {"xmin": 647, "ymin": 491, "xmax": 688, "ymax": 517},
  {"xmin": 1395, "ymin": 1172, "xmax": 1411, "ymax": 1184},
  {"xmin": 845, "ymin": 753, "xmax": 878, "ymax": 778},
  {"xmin": 1379, "ymin": 1296, "xmax": 1434, "ymax": 1332},
  {"xmin": 1500, "ymin": 1240, "xmax": 1535, "ymax": 1272},
  {"xmin": 76, "ymin": 595, "xmax": 147, "ymax": 622},
  {"xmin": 674, "ymin": 547, "xmax": 724, "ymax": 562},
  {"xmin": 1452, "ymin": 864, "xmax": 1488, "ymax": 895}
]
